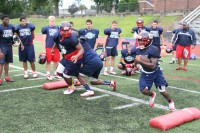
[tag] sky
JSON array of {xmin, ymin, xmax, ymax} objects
[{"xmin": 60, "ymin": 0, "xmax": 95, "ymax": 9}]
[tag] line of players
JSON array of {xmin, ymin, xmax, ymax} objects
[{"xmin": 2, "ymin": 15, "xmax": 195, "ymax": 110}]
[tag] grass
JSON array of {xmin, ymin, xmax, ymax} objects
[
  {"xmin": 10, "ymin": 15, "xmax": 180, "ymax": 37},
  {"xmin": 0, "ymin": 41, "xmax": 200, "ymax": 132}
]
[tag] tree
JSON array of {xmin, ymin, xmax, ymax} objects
[
  {"xmin": 79, "ymin": 4, "xmax": 87, "ymax": 13},
  {"xmin": 90, "ymin": 5, "xmax": 96, "ymax": 10},
  {"xmin": 68, "ymin": 4, "xmax": 79, "ymax": 16}
]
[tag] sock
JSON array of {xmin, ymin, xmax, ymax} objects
[
  {"xmin": 54, "ymin": 71, "xmax": 57, "ymax": 75},
  {"xmin": 104, "ymin": 67, "xmax": 108, "ymax": 72},
  {"xmin": 110, "ymin": 67, "xmax": 114, "ymax": 72},
  {"xmin": 83, "ymin": 84, "xmax": 91, "ymax": 91},
  {"xmin": 24, "ymin": 71, "xmax": 28, "ymax": 74},
  {"xmin": 172, "ymin": 57, "xmax": 175, "ymax": 61},
  {"xmin": 103, "ymin": 80, "xmax": 111, "ymax": 85},
  {"xmin": 46, "ymin": 71, "xmax": 50, "ymax": 75},
  {"xmin": 69, "ymin": 83, "xmax": 75, "ymax": 89}
]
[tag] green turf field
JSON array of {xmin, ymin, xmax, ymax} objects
[
  {"xmin": 0, "ymin": 42, "xmax": 200, "ymax": 133},
  {"xmin": 10, "ymin": 16, "xmax": 180, "ymax": 37}
]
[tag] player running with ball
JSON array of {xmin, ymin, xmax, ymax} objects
[{"xmin": 134, "ymin": 31, "xmax": 175, "ymax": 111}]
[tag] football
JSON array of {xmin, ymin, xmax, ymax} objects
[{"xmin": 140, "ymin": 55, "xmax": 151, "ymax": 62}]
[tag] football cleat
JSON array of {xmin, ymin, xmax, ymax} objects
[
  {"xmin": 63, "ymin": 87, "xmax": 75, "ymax": 95},
  {"xmin": 24, "ymin": 73, "xmax": 29, "ymax": 79},
  {"xmin": 33, "ymin": 72, "xmax": 38, "ymax": 78},
  {"xmin": 104, "ymin": 71, "xmax": 108, "ymax": 76},
  {"xmin": 54, "ymin": 74, "xmax": 62, "ymax": 79},
  {"xmin": 176, "ymin": 66, "xmax": 182, "ymax": 70},
  {"xmin": 149, "ymin": 92, "xmax": 156, "ymax": 107},
  {"xmin": 47, "ymin": 74, "xmax": 53, "ymax": 81},
  {"xmin": 80, "ymin": 90, "xmax": 94, "ymax": 97},
  {"xmin": 4, "ymin": 77, "xmax": 14, "ymax": 82},
  {"xmin": 110, "ymin": 71, "xmax": 116, "ymax": 75},
  {"xmin": 110, "ymin": 80, "xmax": 116, "ymax": 91}
]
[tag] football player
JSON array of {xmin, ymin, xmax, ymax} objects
[
  {"xmin": 134, "ymin": 31, "xmax": 175, "ymax": 111},
  {"xmin": 148, "ymin": 20, "xmax": 164, "ymax": 54},
  {"xmin": 103, "ymin": 20, "xmax": 122, "ymax": 75},
  {"xmin": 118, "ymin": 44, "xmax": 138, "ymax": 75},
  {"xmin": 172, "ymin": 22, "xmax": 196, "ymax": 71},
  {"xmin": 0, "ymin": 15, "xmax": 15, "ymax": 85},
  {"xmin": 132, "ymin": 18, "xmax": 150, "ymax": 39},
  {"xmin": 69, "ymin": 21, "xmax": 79, "ymax": 36},
  {"xmin": 77, "ymin": 37, "xmax": 116, "ymax": 97},
  {"xmin": 52, "ymin": 21, "xmax": 84, "ymax": 95},
  {"xmin": 15, "ymin": 16, "xmax": 37, "ymax": 79},
  {"xmin": 79, "ymin": 19, "xmax": 99, "ymax": 49},
  {"xmin": 42, "ymin": 16, "xmax": 61, "ymax": 80}
]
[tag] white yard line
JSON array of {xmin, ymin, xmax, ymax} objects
[
  {"xmin": 85, "ymin": 94, "xmax": 110, "ymax": 100},
  {"xmin": 9, "ymin": 70, "xmax": 21, "ymax": 72},
  {"xmin": 113, "ymin": 103, "xmax": 141, "ymax": 110},
  {"xmin": 102, "ymin": 74, "xmax": 200, "ymax": 94},
  {"xmin": 0, "ymin": 85, "xmax": 42, "ymax": 93},
  {"xmin": 27, "ymin": 77, "xmax": 47, "ymax": 81},
  {"xmin": 14, "ymin": 74, "xmax": 25, "ymax": 77},
  {"xmin": 90, "ymin": 86, "xmax": 170, "ymax": 111}
]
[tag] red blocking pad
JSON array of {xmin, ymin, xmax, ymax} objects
[
  {"xmin": 149, "ymin": 107, "xmax": 200, "ymax": 131},
  {"xmin": 43, "ymin": 80, "xmax": 81, "ymax": 90}
]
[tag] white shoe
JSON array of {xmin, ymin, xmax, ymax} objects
[
  {"xmin": 33, "ymin": 72, "xmax": 38, "ymax": 78},
  {"xmin": 80, "ymin": 90, "xmax": 94, "ymax": 97},
  {"xmin": 63, "ymin": 87, "xmax": 75, "ymax": 95},
  {"xmin": 47, "ymin": 74, "xmax": 52, "ymax": 81},
  {"xmin": 169, "ymin": 101, "xmax": 175, "ymax": 111},
  {"xmin": 104, "ymin": 71, "xmax": 108, "ymax": 76},
  {"xmin": 24, "ymin": 73, "xmax": 29, "ymax": 79},
  {"xmin": 121, "ymin": 70, "xmax": 126, "ymax": 74},
  {"xmin": 54, "ymin": 74, "xmax": 62, "ymax": 79},
  {"xmin": 149, "ymin": 92, "xmax": 156, "ymax": 107},
  {"xmin": 110, "ymin": 71, "xmax": 116, "ymax": 75}
]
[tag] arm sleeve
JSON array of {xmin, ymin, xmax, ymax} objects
[
  {"xmin": 191, "ymin": 30, "xmax": 197, "ymax": 45},
  {"xmin": 41, "ymin": 26, "xmax": 47, "ymax": 34},
  {"xmin": 104, "ymin": 28, "xmax": 110, "ymax": 35},
  {"xmin": 30, "ymin": 24, "xmax": 35, "ymax": 31}
]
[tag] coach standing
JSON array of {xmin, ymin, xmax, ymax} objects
[
  {"xmin": 0, "ymin": 15, "xmax": 15, "ymax": 85},
  {"xmin": 173, "ymin": 22, "xmax": 196, "ymax": 71}
]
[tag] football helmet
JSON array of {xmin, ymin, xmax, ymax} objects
[
  {"xmin": 38, "ymin": 53, "xmax": 47, "ymax": 64},
  {"xmin": 12, "ymin": 35, "xmax": 21, "ymax": 47},
  {"xmin": 136, "ymin": 18, "xmax": 144, "ymax": 28}
]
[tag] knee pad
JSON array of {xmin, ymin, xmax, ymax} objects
[
  {"xmin": 89, "ymin": 77, "xmax": 98, "ymax": 82},
  {"xmin": 63, "ymin": 73, "xmax": 71, "ymax": 78},
  {"xmin": 56, "ymin": 63, "xmax": 65, "ymax": 74},
  {"xmin": 157, "ymin": 86, "xmax": 166, "ymax": 92}
]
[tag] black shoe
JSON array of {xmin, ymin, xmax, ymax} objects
[{"xmin": 169, "ymin": 60, "xmax": 175, "ymax": 64}]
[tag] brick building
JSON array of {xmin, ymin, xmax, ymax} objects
[{"xmin": 139, "ymin": 0, "xmax": 200, "ymax": 13}]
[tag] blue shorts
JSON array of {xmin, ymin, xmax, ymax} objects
[
  {"xmin": 19, "ymin": 44, "xmax": 35, "ymax": 62},
  {"xmin": 106, "ymin": 47, "xmax": 118, "ymax": 57},
  {"xmin": 139, "ymin": 68, "xmax": 168, "ymax": 92},
  {"xmin": 80, "ymin": 58, "xmax": 103, "ymax": 79},
  {"xmin": 60, "ymin": 58, "xmax": 83, "ymax": 77},
  {"xmin": 0, "ymin": 46, "xmax": 13, "ymax": 64}
]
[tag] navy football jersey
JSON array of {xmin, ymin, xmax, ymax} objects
[
  {"xmin": 136, "ymin": 45, "xmax": 160, "ymax": 73},
  {"xmin": 121, "ymin": 48, "xmax": 135, "ymax": 64},
  {"xmin": 132, "ymin": 26, "xmax": 150, "ymax": 34},
  {"xmin": 79, "ymin": 28, "xmax": 99, "ymax": 49},
  {"xmin": 104, "ymin": 28, "xmax": 121, "ymax": 47},
  {"xmin": 80, "ymin": 39, "xmax": 100, "ymax": 64},
  {"xmin": 149, "ymin": 27, "xmax": 163, "ymax": 48},
  {"xmin": 0, "ymin": 24, "xmax": 15, "ymax": 46},
  {"xmin": 42, "ymin": 25, "xmax": 59, "ymax": 48},
  {"xmin": 53, "ymin": 32, "xmax": 79, "ymax": 55},
  {"xmin": 15, "ymin": 23, "xmax": 35, "ymax": 45}
]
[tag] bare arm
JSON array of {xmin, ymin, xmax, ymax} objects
[
  {"xmin": 135, "ymin": 55, "xmax": 158, "ymax": 70},
  {"xmin": 118, "ymin": 34, "xmax": 121, "ymax": 46},
  {"xmin": 71, "ymin": 43, "xmax": 84, "ymax": 63},
  {"xmin": 160, "ymin": 34, "xmax": 164, "ymax": 46}
]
